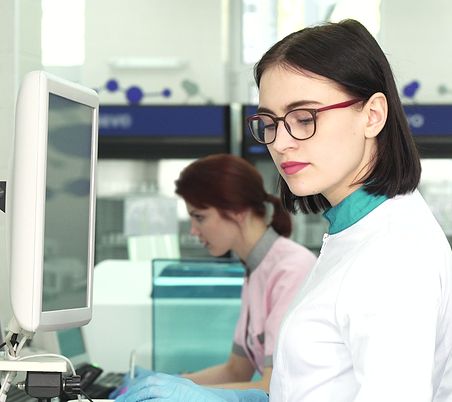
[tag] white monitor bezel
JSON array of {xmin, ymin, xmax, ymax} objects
[{"xmin": 9, "ymin": 70, "xmax": 99, "ymax": 332}]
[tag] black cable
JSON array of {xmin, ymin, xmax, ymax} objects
[
  {"xmin": 10, "ymin": 333, "xmax": 19, "ymax": 348},
  {"xmin": 79, "ymin": 389, "xmax": 95, "ymax": 402}
]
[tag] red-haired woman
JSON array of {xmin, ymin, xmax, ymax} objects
[{"xmin": 173, "ymin": 153, "xmax": 316, "ymax": 393}]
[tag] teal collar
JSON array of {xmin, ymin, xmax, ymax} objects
[{"xmin": 323, "ymin": 187, "xmax": 388, "ymax": 235}]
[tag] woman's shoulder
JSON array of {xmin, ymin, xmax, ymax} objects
[
  {"xmin": 274, "ymin": 235, "xmax": 317, "ymax": 255},
  {"xmin": 265, "ymin": 236, "xmax": 317, "ymax": 270}
]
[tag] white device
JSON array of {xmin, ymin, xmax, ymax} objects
[
  {"xmin": 7, "ymin": 70, "xmax": 99, "ymax": 333},
  {"xmin": 31, "ymin": 327, "xmax": 91, "ymax": 367}
]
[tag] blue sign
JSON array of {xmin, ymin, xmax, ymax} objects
[
  {"xmin": 244, "ymin": 105, "xmax": 257, "ymax": 117},
  {"xmin": 403, "ymin": 105, "xmax": 452, "ymax": 136},
  {"xmin": 99, "ymin": 105, "xmax": 228, "ymax": 137}
]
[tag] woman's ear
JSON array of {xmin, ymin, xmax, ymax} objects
[
  {"xmin": 364, "ymin": 92, "xmax": 388, "ymax": 139},
  {"xmin": 226, "ymin": 210, "xmax": 247, "ymax": 225}
]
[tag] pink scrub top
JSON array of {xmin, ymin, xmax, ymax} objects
[{"xmin": 232, "ymin": 228, "xmax": 316, "ymax": 374}]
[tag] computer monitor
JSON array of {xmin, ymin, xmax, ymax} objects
[{"xmin": 7, "ymin": 70, "xmax": 99, "ymax": 333}]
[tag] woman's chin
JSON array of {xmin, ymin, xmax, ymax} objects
[
  {"xmin": 207, "ymin": 247, "xmax": 227, "ymax": 258},
  {"xmin": 287, "ymin": 184, "xmax": 318, "ymax": 198}
]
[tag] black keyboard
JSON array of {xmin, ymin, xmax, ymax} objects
[{"xmin": 83, "ymin": 372, "xmax": 124, "ymax": 399}]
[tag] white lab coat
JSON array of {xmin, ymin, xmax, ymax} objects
[{"xmin": 270, "ymin": 190, "xmax": 452, "ymax": 402}]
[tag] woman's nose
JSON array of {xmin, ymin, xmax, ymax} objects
[
  {"xmin": 270, "ymin": 122, "xmax": 298, "ymax": 153},
  {"xmin": 190, "ymin": 223, "xmax": 200, "ymax": 236}
]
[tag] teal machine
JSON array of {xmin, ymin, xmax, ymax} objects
[{"xmin": 151, "ymin": 258, "xmax": 245, "ymax": 374}]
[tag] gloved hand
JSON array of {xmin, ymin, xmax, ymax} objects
[
  {"xmin": 207, "ymin": 387, "xmax": 269, "ymax": 402},
  {"xmin": 114, "ymin": 373, "xmax": 222, "ymax": 402},
  {"xmin": 114, "ymin": 372, "xmax": 269, "ymax": 402},
  {"xmin": 109, "ymin": 366, "xmax": 157, "ymax": 398}
]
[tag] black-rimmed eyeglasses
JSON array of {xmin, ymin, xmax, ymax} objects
[{"xmin": 246, "ymin": 99, "xmax": 363, "ymax": 145}]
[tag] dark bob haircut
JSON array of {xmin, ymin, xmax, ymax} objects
[{"xmin": 254, "ymin": 19, "xmax": 421, "ymax": 214}]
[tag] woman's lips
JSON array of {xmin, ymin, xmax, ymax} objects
[{"xmin": 280, "ymin": 161, "xmax": 310, "ymax": 175}]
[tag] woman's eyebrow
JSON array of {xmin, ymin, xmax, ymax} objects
[
  {"xmin": 286, "ymin": 99, "xmax": 322, "ymax": 110},
  {"xmin": 256, "ymin": 106, "xmax": 274, "ymax": 114},
  {"xmin": 257, "ymin": 100, "xmax": 322, "ymax": 114}
]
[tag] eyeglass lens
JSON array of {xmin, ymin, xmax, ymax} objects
[{"xmin": 250, "ymin": 109, "xmax": 315, "ymax": 144}]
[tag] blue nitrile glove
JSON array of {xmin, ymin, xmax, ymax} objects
[
  {"xmin": 109, "ymin": 366, "xmax": 157, "ymax": 398},
  {"xmin": 114, "ymin": 372, "xmax": 269, "ymax": 402},
  {"xmin": 207, "ymin": 387, "xmax": 269, "ymax": 402}
]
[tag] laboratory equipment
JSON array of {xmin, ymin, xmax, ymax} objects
[
  {"xmin": 7, "ymin": 70, "xmax": 99, "ymax": 333},
  {"xmin": 1, "ymin": 70, "xmax": 99, "ymax": 401},
  {"xmin": 151, "ymin": 258, "xmax": 244, "ymax": 374}
]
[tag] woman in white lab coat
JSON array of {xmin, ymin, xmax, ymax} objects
[
  {"xmin": 114, "ymin": 19, "xmax": 452, "ymax": 402},
  {"xmin": 249, "ymin": 18, "xmax": 452, "ymax": 402}
]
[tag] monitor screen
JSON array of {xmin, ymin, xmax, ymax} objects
[
  {"xmin": 42, "ymin": 94, "xmax": 93, "ymax": 313},
  {"xmin": 8, "ymin": 71, "xmax": 99, "ymax": 333}
]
